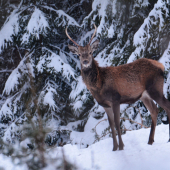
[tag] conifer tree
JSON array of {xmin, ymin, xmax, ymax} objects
[{"xmin": 0, "ymin": 0, "xmax": 170, "ymax": 148}]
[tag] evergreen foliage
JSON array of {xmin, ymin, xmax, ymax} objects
[{"xmin": 0, "ymin": 0, "xmax": 170, "ymax": 152}]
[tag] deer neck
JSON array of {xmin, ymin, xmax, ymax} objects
[{"xmin": 81, "ymin": 58, "xmax": 102, "ymax": 90}]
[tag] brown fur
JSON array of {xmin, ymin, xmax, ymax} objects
[
  {"xmin": 81, "ymin": 57, "xmax": 170, "ymax": 151},
  {"xmin": 148, "ymin": 59, "xmax": 164, "ymax": 71},
  {"xmin": 82, "ymin": 58, "xmax": 164, "ymax": 106}
]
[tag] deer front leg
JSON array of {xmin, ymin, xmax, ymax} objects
[
  {"xmin": 104, "ymin": 107, "xmax": 118, "ymax": 151},
  {"xmin": 112, "ymin": 102, "xmax": 124, "ymax": 150}
]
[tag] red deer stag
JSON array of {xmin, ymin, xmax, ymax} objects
[{"xmin": 66, "ymin": 25, "xmax": 170, "ymax": 151}]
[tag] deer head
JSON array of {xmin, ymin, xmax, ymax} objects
[{"xmin": 66, "ymin": 25, "xmax": 99, "ymax": 69}]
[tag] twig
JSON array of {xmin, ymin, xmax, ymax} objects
[
  {"xmin": 94, "ymin": 116, "xmax": 148, "ymax": 130},
  {"xmin": 92, "ymin": 114, "xmax": 150, "ymax": 144},
  {"xmin": 15, "ymin": 45, "xmax": 22, "ymax": 60},
  {"xmin": 93, "ymin": 127, "xmax": 132, "ymax": 144},
  {"xmin": 0, "ymin": 70, "xmax": 13, "ymax": 73},
  {"xmin": 93, "ymin": 131, "xmax": 110, "ymax": 144},
  {"xmin": 80, "ymin": 138, "xmax": 83, "ymax": 149},
  {"xmin": 120, "ymin": 117, "xmax": 148, "ymax": 128},
  {"xmin": 94, "ymin": 119, "xmax": 107, "ymax": 129},
  {"xmin": 137, "ymin": 107, "xmax": 143, "ymax": 125}
]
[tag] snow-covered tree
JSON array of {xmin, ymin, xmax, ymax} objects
[
  {"xmin": 0, "ymin": 0, "xmax": 93, "ymax": 145},
  {"xmin": 0, "ymin": 0, "xmax": 170, "ymax": 149}
]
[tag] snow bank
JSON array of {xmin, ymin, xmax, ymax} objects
[
  {"xmin": 1, "ymin": 124, "xmax": 170, "ymax": 170},
  {"xmin": 0, "ymin": 154, "xmax": 28, "ymax": 170},
  {"xmin": 60, "ymin": 124, "xmax": 170, "ymax": 170}
]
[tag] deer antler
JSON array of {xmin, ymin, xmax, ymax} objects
[
  {"xmin": 65, "ymin": 27, "xmax": 79, "ymax": 47},
  {"xmin": 88, "ymin": 24, "xmax": 97, "ymax": 45}
]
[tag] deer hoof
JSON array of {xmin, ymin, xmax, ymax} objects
[
  {"xmin": 113, "ymin": 145, "xmax": 118, "ymax": 151},
  {"xmin": 119, "ymin": 142, "xmax": 124, "ymax": 150},
  {"xmin": 113, "ymin": 148, "xmax": 118, "ymax": 151},
  {"xmin": 119, "ymin": 145, "xmax": 124, "ymax": 150},
  {"xmin": 148, "ymin": 139, "xmax": 154, "ymax": 145}
]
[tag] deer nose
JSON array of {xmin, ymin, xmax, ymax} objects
[{"xmin": 83, "ymin": 60, "xmax": 89, "ymax": 65}]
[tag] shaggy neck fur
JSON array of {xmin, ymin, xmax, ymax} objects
[{"xmin": 81, "ymin": 58, "xmax": 103, "ymax": 90}]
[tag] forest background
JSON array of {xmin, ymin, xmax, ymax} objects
[{"xmin": 0, "ymin": 0, "xmax": 170, "ymax": 169}]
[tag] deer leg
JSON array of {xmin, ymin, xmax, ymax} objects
[
  {"xmin": 104, "ymin": 107, "xmax": 118, "ymax": 151},
  {"xmin": 141, "ymin": 91, "xmax": 158, "ymax": 145},
  {"xmin": 159, "ymin": 97, "xmax": 170, "ymax": 142},
  {"xmin": 147, "ymin": 86, "xmax": 170, "ymax": 142},
  {"xmin": 112, "ymin": 103, "xmax": 124, "ymax": 150},
  {"xmin": 152, "ymin": 96, "xmax": 170, "ymax": 142}
]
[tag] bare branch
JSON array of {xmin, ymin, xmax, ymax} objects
[
  {"xmin": 120, "ymin": 117, "xmax": 149, "ymax": 129},
  {"xmin": 0, "ymin": 69, "xmax": 13, "ymax": 73},
  {"xmin": 16, "ymin": 45, "xmax": 22, "ymax": 60},
  {"xmin": 92, "ymin": 115, "xmax": 150, "ymax": 144}
]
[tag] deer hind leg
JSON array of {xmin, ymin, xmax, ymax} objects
[
  {"xmin": 150, "ymin": 95, "xmax": 170, "ymax": 142},
  {"xmin": 104, "ymin": 107, "xmax": 119, "ymax": 151},
  {"xmin": 147, "ymin": 81, "xmax": 170, "ymax": 142},
  {"xmin": 141, "ymin": 91, "xmax": 158, "ymax": 145}
]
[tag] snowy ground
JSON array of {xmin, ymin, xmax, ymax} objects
[{"xmin": 0, "ymin": 124, "xmax": 170, "ymax": 170}]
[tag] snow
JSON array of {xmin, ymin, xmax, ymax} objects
[
  {"xmin": 128, "ymin": 0, "xmax": 169, "ymax": 63},
  {"xmin": 134, "ymin": 0, "xmax": 149, "ymax": 8},
  {"xmin": 2, "ymin": 68, "xmax": 20, "ymax": 95},
  {"xmin": 69, "ymin": 113, "xmax": 109, "ymax": 147},
  {"xmin": 159, "ymin": 42, "xmax": 170, "ymax": 97},
  {"xmin": 91, "ymin": 0, "xmax": 117, "ymax": 38},
  {"xmin": 0, "ymin": 11, "xmax": 19, "ymax": 53},
  {"xmin": 133, "ymin": 0, "xmax": 168, "ymax": 46},
  {"xmin": 37, "ymin": 48, "xmax": 75, "ymax": 81},
  {"xmin": 48, "ymin": 124, "xmax": 170, "ymax": 170},
  {"xmin": 70, "ymin": 76, "xmax": 86, "ymax": 99},
  {"xmin": 69, "ymin": 76, "xmax": 90, "ymax": 115},
  {"xmin": 159, "ymin": 42, "xmax": 170, "ymax": 71},
  {"xmin": 0, "ymin": 124, "xmax": 170, "ymax": 170},
  {"xmin": 40, "ymin": 5, "xmax": 79, "ymax": 27},
  {"xmin": 42, "ymin": 85, "xmax": 58, "ymax": 111},
  {"xmin": 0, "ymin": 155, "xmax": 27, "ymax": 170},
  {"xmin": 22, "ymin": 7, "xmax": 49, "ymax": 43},
  {"xmin": 1, "ymin": 0, "xmax": 170, "ymax": 169},
  {"xmin": 0, "ymin": 97, "xmax": 13, "ymax": 120},
  {"xmin": 2, "ymin": 54, "xmax": 29, "ymax": 95}
]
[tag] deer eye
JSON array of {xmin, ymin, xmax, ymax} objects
[{"xmin": 89, "ymin": 52, "xmax": 92, "ymax": 55}]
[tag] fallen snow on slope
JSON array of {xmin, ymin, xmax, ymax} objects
[
  {"xmin": 0, "ymin": 124, "xmax": 170, "ymax": 170},
  {"xmin": 59, "ymin": 124, "xmax": 170, "ymax": 170}
]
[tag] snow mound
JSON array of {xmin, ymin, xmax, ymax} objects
[
  {"xmin": 0, "ymin": 124, "xmax": 170, "ymax": 170},
  {"xmin": 60, "ymin": 124, "xmax": 170, "ymax": 170}
]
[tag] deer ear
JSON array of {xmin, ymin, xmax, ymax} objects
[
  {"xmin": 91, "ymin": 39, "xmax": 99, "ymax": 53},
  {"xmin": 68, "ymin": 44, "xmax": 78, "ymax": 55}
]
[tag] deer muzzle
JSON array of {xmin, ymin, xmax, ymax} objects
[{"xmin": 83, "ymin": 60, "xmax": 89, "ymax": 65}]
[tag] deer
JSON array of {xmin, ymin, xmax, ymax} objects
[{"xmin": 65, "ymin": 24, "xmax": 170, "ymax": 151}]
